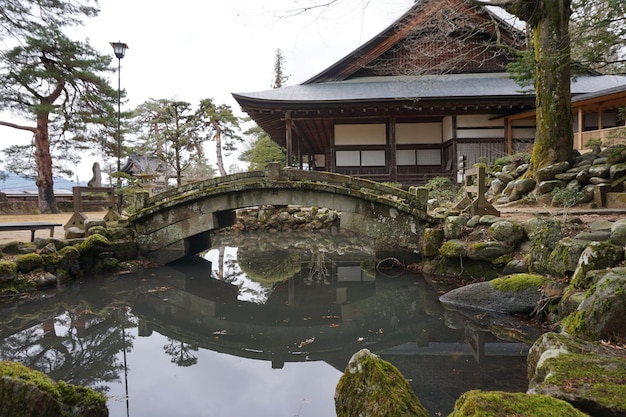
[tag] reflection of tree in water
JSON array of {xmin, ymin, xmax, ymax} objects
[
  {"xmin": 0, "ymin": 305, "xmax": 134, "ymax": 394},
  {"xmin": 163, "ymin": 338, "xmax": 199, "ymax": 367},
  {"xmin": 237, "ymin": 248, "xmax": 301, "ymax": 285},
  {"xmin": 306, "ymin": 249, "xmax": 330, "ymax": 285}
]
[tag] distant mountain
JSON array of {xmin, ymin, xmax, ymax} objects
[{"xmin": 0, "ymin": 170, "xmax": 86, "ymax": 195}]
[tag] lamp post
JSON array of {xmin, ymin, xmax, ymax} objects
[{"xmin": 110, "ymin": 41, "xmax": 129, "ymax": 173}]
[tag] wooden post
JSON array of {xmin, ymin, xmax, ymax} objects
[
  {"xmin": 389, "ymin": 117, "xmax": 397, "ymax": 182},
  {"xmin": 285, "ymin": 111, "xmax": 293, "ymax": 167},
  {"xmin": 577, "ymin": 107, "xmax": 584, "ymax": 150}
]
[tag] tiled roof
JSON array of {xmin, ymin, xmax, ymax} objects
[{"xmin": 234, "ymin": 73, "xmax": 626, "ymax": 104}]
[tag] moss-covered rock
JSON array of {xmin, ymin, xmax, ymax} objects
[
  {"xmin": 563, "ymin": 270, "xmax": 626, "ymax": 341},
  {"xmin": 524, "ymin": 217, "xmax": 567, "ymax": 274},
  {"xmin": 444, "ymin": 215, "xmax": 467, "ymax": 239},
  {"xmin": 16, "ymin": 253, "xmax": 44, "ymax": 274},
  {"xmin": 449, "ymin": 390, "xmax": 587, "ymax": 417},
  {"xmin": 0, "ymin": 260, "xmax": 17, "ymax": 283},
  {"xmin": 334, "ymin": 349, "xmax": 429, "ymax": 417},
  {"xmin": 467, "ymin": 241, "xmax": 510, "ymax": 262},
  {"xmin": 487, "ymin": 220, "xmax": 525, "ymax": 245},
  {"xmin": 570, "ymin": 242, "xmax": 625, "ymax": 290},
  {"xmin": 527, "ymin": 332, "xmax": 626, "ymax": 417},
  {"xmin": 107, "ymin": 226, "xmax": 135, "ymax": 241},
  {"xmin": 75, "ymin": 234, "xmax": 111, "ymax": 257},
  {"xmin": 546, "ymin": 238, "xmax": 590, "ymax": 276},
  {"xmin": 439, "ymin": 239, "xmax": 467, "ymax": 258},
  {"xmin": 1, "ymin": 241, "xmax": 36, "ymax": 255},
  {"xmin": 439, "ymin": 273, "xmax": 547, "ymax": 315},
  {"xmin": 86, "ymin": 225, "xmax": 108, "ymax": 238},
  {"xmin": 0, "ymin": 361, "xmax": 108, "ymax": 417},
  {"xmin": 609, "ymin": 218, "xmax": 626, "ymax": 246},
  {"xmin": 110, "ymin": 241, "xmax": 139, "ymax": 262},
  {"xmin": 422, "ymin": 227, "xmax": 444, "ymax": 257},
  {"xmin": 421, "ymin": 257, "xmax": 501, "ymax": 280}
]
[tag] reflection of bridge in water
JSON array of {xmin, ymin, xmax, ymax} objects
[
  {"xmin": 129, "ymin": 163, "xmax": 436, "ymax": 263},
  {"xmin": 0, "ymin": 247, "xmax": 538, "ymax": 415}
]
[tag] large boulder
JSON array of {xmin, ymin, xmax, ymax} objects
[
  {"xmin": 0, "ymin": 361, "xmax": 108, "ymax": 417},
  {"xmin": 449, "ymin": 390, "xmax": 587, "ymax": 417},
  {"xmin": 334, "ymin": 349, "xmax": 429, "ymax": 417},
  {"xmin": 563, "ymin": 270, "xmax": 626, "ymax": 341},
  {"xmin": 439, "ymin": 273, "xmax": 547, "ymax": 314},
  {"xmin": 527, "ymin": 332, "xmax": 626, "ymax": 417}
]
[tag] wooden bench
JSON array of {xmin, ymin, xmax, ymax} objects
[{"xmin": 0, "ymin": 222, "xmax": 62, "ymax": 242}]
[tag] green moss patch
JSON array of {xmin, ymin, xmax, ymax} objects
[
  {"xmin": 449, "ymin": 390, "xmax": 587, "ymax": 416},
  {"xmin": 490, "ymin": 273, "xmax": 547, "ymax": 292},
  {"xmin": 533, "ymin": 352, "xmax": 626, "ymax": 415},
  {"xmin": 0, "ymin": 361, "xmax": 107, "ymax": 417},
  {"xmin": 335, "ymin": 352, "xmax": 428, "ymax": 417}
]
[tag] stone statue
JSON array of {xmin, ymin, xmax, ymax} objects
[{"xmin": 87, "ymin": 162, "xmax": 102, "ymax": 187}]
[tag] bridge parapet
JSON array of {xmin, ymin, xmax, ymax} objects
[
  {"xmin": 130, "ymin": 163, "xmax": 435, "ymax": 264},
  {"xmin": 135, "ymin": 163, "xmax": 430, "ymax": 219}
]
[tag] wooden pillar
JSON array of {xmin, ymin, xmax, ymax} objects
[
  {"xmin": 577, "ymin": 107, "xmax": 584, "ymax": 150},
  {"xmin": 330, "ymin": 121, "xmax": 336, "ymax": 172},
  {"xmin": 389, "ymin": 117, "xmax": 397, "ymax": 182},
  {"xmin": 505, "ymin": 117, "xmax": 513, "ymax": 155},
  {"xmin": 285, "ymin": 111, "xmax": 293, "ymax": 167},
  {"xmin": 598, "ymin": 108, "xmax": 604, "ymax": 143}
]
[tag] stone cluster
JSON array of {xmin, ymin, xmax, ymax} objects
[
  {"xmin": 0, "ymin": 221, "xmax": 138, "ymax": 295},
  {"xmin": 233, "ymin": 205, "xmax": 340, "ymax": 233},
  {"xmin": 486, "ymin": 144, "xmax": 626, "ymax": 206},
  {"xmin": 414, "ymin": 190, "xmax": 626, "ymax": 414}
]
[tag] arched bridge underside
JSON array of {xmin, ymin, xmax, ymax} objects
[{"xmin": 130, "ymin": 163, "xmax": 435, "ymax": 264}]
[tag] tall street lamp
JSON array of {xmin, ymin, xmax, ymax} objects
[{"xmin": 110, "ymin": 41, "xmax": 129, "ymax": 173}]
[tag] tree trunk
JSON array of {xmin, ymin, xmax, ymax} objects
[
  {"xmin": 34, "ymin": 112, "xmax": 57, "ymax": 213},
  {"xmin": 529, "ymin": 0, "xmax": 573, "ymax": 175},
  {"xmin": 214, "ymin": 124, "xmax": 228, "ymax": 176}
]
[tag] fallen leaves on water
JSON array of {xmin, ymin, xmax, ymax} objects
[
  {"xmin": 147, "ymin": 286, "xmax": 171, "ymax": 293},
  {"xmin": 298, "ymin": 337, "xmax": 315, "ymax": 348}
]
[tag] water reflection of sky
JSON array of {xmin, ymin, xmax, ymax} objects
[
  {"xmin": 204, "ymin": 247, "xmax": 271, "ymax": 304},
  {"xmin": 107, "ymin": 327, "xmax": 341, "ymax": 417}
]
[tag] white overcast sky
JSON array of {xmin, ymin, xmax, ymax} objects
[{"xmin": 2, "ymin": 0, "xmax": 516, "ymax": 182}]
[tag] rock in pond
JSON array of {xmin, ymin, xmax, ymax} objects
[
  {"xmin": 0, "ymin": 361, "xmax": 108, "ymax": 417},
  {"xmin": 527, "ymin": 332, "xmax": 626, "ymax": 417},
  {"xmin": 334, "ymin": 349, "xmax": 429, "ymax": 417},
  {"xmin": 439, "ymin": 273, "xmax": 547, "ymax": 315},
  {"xmin": 449, "ymin": 390, "xmax": 587, "ymax": 417}
]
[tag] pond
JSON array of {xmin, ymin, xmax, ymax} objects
[{"xmin": 0, "ymin": 231, "xmax": 539, "ymax": 416}]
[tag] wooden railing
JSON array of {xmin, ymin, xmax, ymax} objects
[{"xmin": 576, "ymin": 126, "xmax": 626, "ymax": 150}]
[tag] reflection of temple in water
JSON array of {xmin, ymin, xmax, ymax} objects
[{"xmin": 0, "ymin": 245, "xmax": 538, "ymax": 415}]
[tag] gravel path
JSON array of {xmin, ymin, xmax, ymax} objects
[{"xmin": 0, "ymin": 211, "xmax": 106, "ymax": 244}]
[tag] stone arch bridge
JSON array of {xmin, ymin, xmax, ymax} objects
[{"xmin": 130, "ymin": 163, "xmax": 435, "ymax": 264}]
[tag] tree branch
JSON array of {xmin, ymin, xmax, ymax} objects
[{"xmin": 0, "ymin": 119, "xmax": 36, "ymax": 132}]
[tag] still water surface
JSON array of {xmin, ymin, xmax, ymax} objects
[{"xmin": 0, "ymin": 232, "xmax": 537, "ymax": 416}]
